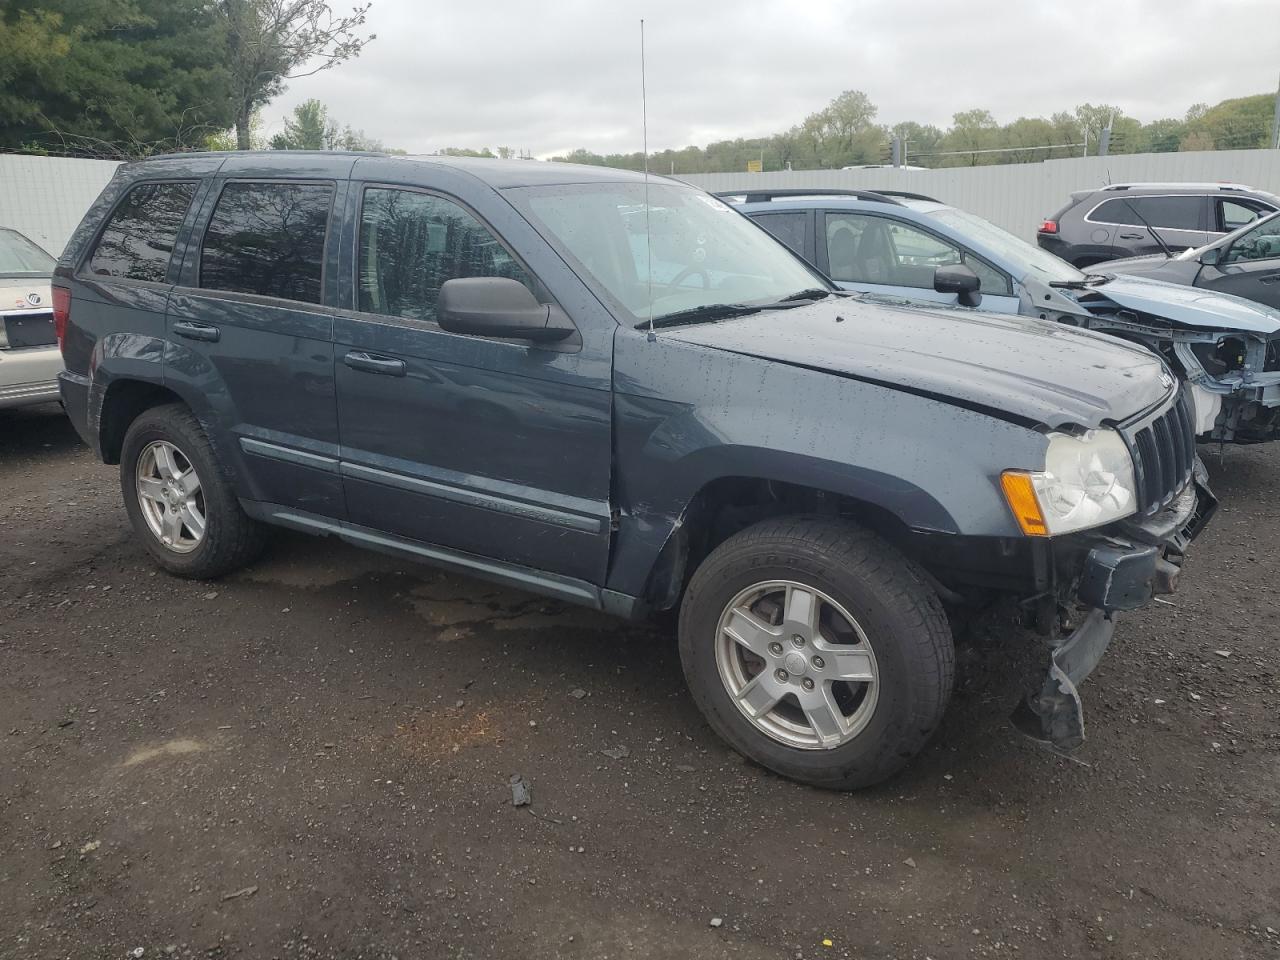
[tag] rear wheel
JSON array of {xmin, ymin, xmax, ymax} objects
[
  {"xmin": 678, "ymin": 516, "xmax": 954, "ymax": 790},
  {"xmin": 120, "ymin": 404, "xmax": 265, "ymax": 578}
]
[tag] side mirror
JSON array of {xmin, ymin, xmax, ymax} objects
[
  {"xmin": 437, "ymin": 277, "xmax": 575, "ymax": 343},
  {"xmin": 934, "ymin": 263, "xmax": 982, "ymax": 308},
  {"xmin": 1198, "ymin": 247, "xmax": 1222, "ymax": 266}
]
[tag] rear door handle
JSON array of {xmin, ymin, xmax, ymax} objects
[
  {"xmin": 1118, "ymin": 232, "xmax": 1146, "ymax": 240},
  {"xmin": 172, "ymin": 320, "xmax": 220, "ymax": 343},
  {"xmin": 343, "ymin": 351, "xmax": 406, "ymax": 377}
]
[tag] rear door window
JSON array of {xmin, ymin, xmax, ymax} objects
[
  {"xmin": 199, "ymin": 181, "xmax": 334, "ymax": 304},
  {"xmin": 357, "ymin": 187, "xmax": 534, "ymax": 323},
  {"xmin": 1091, "ymin": 196, "xmax": 1205, "ymax": 231},
  {"xmin": 751, "ymin": 212, "xmax": 808, "ymax": 256},
  {"xmin": 87, "ymin": 181, "xmax": 197, "ymax": 283}
]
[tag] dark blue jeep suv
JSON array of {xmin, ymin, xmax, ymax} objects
[{"xmin": 54, "ymin": 152, "xmax": 1214, "ymax": 789}]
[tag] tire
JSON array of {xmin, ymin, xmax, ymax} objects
[
  {"xmin": 120, "ymin": 403, "xmax": 266, "ymax": 579},
  {"xmin": 678, "ymin": 516, "xmax": 954, "ymax": 790}
]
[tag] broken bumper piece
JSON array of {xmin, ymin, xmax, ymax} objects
[{"xmin": 1015, "ymin": 465, "xmax": 1217, "ymax": 750}]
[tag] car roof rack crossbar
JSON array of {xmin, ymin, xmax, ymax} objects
[
  {"xmin": 864, "ymin": 189, "xmax": 940, "ymax": 203},
  {"xmin": 714, "ymin": 188, "xmax": 906, "ymax": 205},
  {"xmin": 1100, "ymin": 182, "xmax": 1255, "ymax": 193}
]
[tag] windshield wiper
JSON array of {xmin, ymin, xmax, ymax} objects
[
  {"xmin": 775, "ymin": 288, "xmax": 831, "ymax": 303},
  {"xmin": 1049, "ymin": 274, "xmax": 1114, "ymax": 290},
  {"xmin": 639, "ymin": 303, "xmax": 762, "ymax": 330}
]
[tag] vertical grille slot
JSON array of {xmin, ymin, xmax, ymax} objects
[{"xmin": 1127, "ymin": 387, "xmax": 1197, "ymax": 516}]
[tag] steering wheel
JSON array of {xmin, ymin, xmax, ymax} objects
[{"xmin": 663, "ymin": 265, "xmax": 711, "ymax": 296}]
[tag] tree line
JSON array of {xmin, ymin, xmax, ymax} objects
[{"xmin": 547, "ymin": 90, "xmax": 1279, "ymax": 174}]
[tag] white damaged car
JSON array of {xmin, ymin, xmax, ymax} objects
[
  {"xmin": 0, "ymin": 228, "xmax": 62, "ymax": 410},
  {"xmin": 729, "ymin": 190, "xmax": 1280, "ymax": 443}
]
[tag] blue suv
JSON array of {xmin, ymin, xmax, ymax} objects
[
  {"xmin": 728, "ymin": 188, "xmax": 1280, "ymax": 443},
  {"xmin": 53, "ymin": 154, "xmax": 1213, "ymax": 789}
]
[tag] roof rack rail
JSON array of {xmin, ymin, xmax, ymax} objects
[
  {"xmin": 1100, "ymin": 181, "xmax": 1255, "ymax": 192},
  {"xmin": 864, "ymin": 189, "xmax": 940, "ymax": 203},
  {"xmin": 714, "ymin": 188, "xmax": 906, "ymax": 206}
]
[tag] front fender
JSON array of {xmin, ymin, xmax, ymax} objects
[{"xmin": 606, "ymin": 331, "xmax": 1047, "ymax": 598}]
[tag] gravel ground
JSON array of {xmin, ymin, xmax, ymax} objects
[{"xmin": 1, "ymin": 402, "xmax": 1278, "ymax": 960}]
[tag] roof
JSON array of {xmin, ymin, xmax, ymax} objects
[{"xmin": 131, "ymin": 151, "xmax": 664, "ymax": 188}]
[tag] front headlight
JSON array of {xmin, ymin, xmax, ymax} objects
[{"xmin": 1001, "ymin": 429, "xmax": 1137, "ymax": 536}]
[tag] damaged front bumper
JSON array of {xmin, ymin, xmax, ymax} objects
[{"xmin": 1014, "ymin": 460, "xmax": 1217, "ymax": 749}]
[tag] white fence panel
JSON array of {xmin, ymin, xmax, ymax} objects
[
  {"xmin": 0, "ymin": 155, "xmax": 120, "ymax": 256},
  {"xmin": 683, "ymin": 149, "xmax": 1280, "ymax": 240},
  {"xmin": 3, "ymin": 149, "xmax": 1280, "ymax": 255}
]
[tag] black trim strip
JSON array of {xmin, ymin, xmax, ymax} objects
[
  {"xmin": 240, "ymin": 501, "xmax": 605, "ymax": 608},
  {"xmin": 239, "ymin": 437, "xmax": 340, "ymax": 474},
  {"xmin": 340, "ymin": 461, "xmax": 605, "ymax": 534}
]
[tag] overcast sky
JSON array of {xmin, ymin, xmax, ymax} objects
[{"xmin": 272, "ymin": 0, "xmax": 1280, "ymax": 157}]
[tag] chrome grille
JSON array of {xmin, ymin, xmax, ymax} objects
[{"xmin": 1125, "ymin": 387, "xmax": 1195, "ymax": 516}]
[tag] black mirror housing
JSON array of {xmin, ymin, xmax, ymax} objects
[
  {"xmin": 934, "ymin": 264, "xmax": 982, "ymax": 308},
  {"xmin": 437, "ymin": 277, "xmax": 574, "ymax": 342}
]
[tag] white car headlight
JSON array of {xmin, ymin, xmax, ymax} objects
[{"xmin": 1001, "ymin": 429, "xmax": 1137, "ymax": 536}]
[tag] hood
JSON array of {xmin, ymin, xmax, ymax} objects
[
  {"xmin": 1071, "ymin": 272, "xmax": 1280, "ymax": 335},
  {"xmin": 660, "ymin": 296, "xmax": 1172, "ymax": 430},
  {"xmin": 0, "ymin": 276, "xmax": 52, "ymax": 313}
]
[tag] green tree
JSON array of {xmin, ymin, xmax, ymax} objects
[
  {"xmin": 269, "ymin": 97, "xmax": 335, "ymax": 149},
  {"xmin": 943, "ymin": 109, "xmax": 998, "ymax": 165},
  {"xmin": 1183, "ymin": 94, "xmax": 1275, "ymax": 150},
  {"xmin": 214, "ymin": 0, "xmax": 374, "ymax": 150},
  {"xmin": 0, "ymin": 0, "xmax": 236, "ymax": 156}
]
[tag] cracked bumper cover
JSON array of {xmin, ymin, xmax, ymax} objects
[{"xmin": 1017, "ymin": 460, "xmax": 1217, "ymax": 749}]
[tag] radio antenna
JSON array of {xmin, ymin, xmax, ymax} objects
[{"xmin": 641, "ymin": 18, "xmax": 655, "ymax": 340}]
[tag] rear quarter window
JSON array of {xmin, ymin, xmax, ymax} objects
[
  {"xmin": 750, "ymin": 212, "xmax": 808, "ymax": 256},
  {"xmin": 86, "ymin": 181, "xmax": 198, "ymax": 283},
  {"xmin": 198, "ymin": 181, "xmax": 335, "ymax": 305}
]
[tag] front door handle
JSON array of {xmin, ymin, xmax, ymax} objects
[
  {"xmin": 1118, "ymin": 232, "xmax": 1146, "ymax": 240},
  {"xmin": 344, "ymin": 351, "xmax": 406, "ymax": 377},
  {"xmin": 172, "ymin": 320, "xmax": 220, "ymax": 343}
]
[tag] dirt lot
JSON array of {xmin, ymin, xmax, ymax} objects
[{"xmin": 1, "ymin": 402, "xmax": 1278, "ymax": 960}]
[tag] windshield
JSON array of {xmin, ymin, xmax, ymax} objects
[
  {"xmin": 510, "ymin": 182, "xmax": 827, "ymax": 323},
  {"xmin": 927, "ymin": 207, "xmax": 1085, "ymax": 283},
  {"xmin": 0, "ymin": 229, "xmax": 55, "ymax": 278}
]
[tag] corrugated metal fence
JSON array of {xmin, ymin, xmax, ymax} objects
[
  {"xmin": 0, "ymin": 155, "xmax": 120, "ymax": 256},
  {"xmin": 3, "ymin": 149, "xmax": 1280, "ymax": 255},
  {"xmin": 682, "ymin": 149, "xmax": 1280, "ymax": 240}
]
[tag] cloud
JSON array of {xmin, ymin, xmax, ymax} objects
[{"xmin": 270, "ymin": 0, "xmax": 1280, "ymax": 157}]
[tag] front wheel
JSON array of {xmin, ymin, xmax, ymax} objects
[{"xmin": 678, "ymin": 516, "xmax": 954, "ymax": 790}]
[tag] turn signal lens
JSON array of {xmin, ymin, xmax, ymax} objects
[{"xmin": 1001, "ymin": 471, "xmax": 1048, "ymax": 537}]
